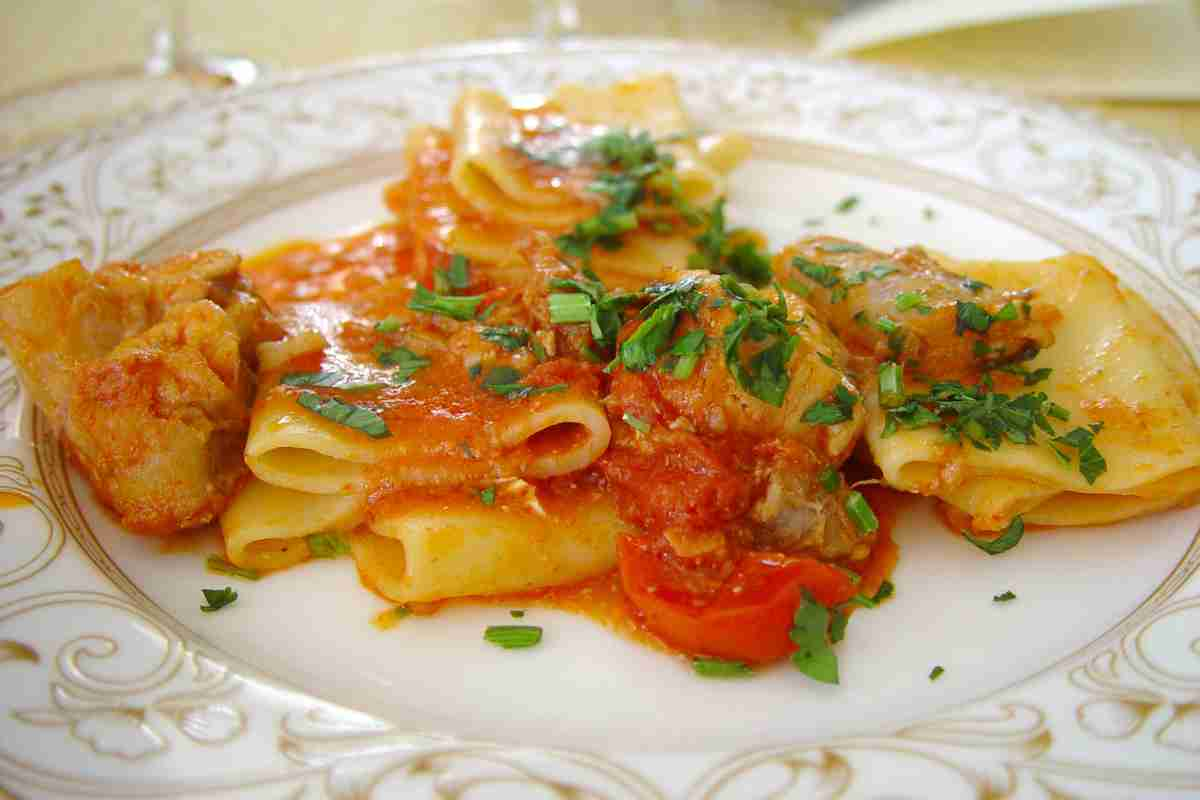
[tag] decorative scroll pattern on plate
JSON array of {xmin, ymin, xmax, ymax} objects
[{"xmin": 0, "ymin": 42, "xmax": 1197, "ymax": 798}]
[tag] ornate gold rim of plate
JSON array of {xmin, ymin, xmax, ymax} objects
[{"xmin": 1, "ymin": 39, "xmax": 1199, "ymax": 798}]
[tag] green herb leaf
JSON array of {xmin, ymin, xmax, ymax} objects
[
  {"xmin": 835, "ymin": 195, "xmax": 860, "ymax": 214},
  {"xmin": 725, "ymin": 241, "xmax": 772, "ymax": 286},
  {"xmin": 480, "ymin": 486, "xmax": 496, "ymax": 506},
  {"xmin": 993, "ymin": 301, "xmax": 1019, "ymax": 322},
  {"xmin": 1053, "ymin": 425, "xmax": 1107, "ymax": 484},
  {"xmin": 929, "ymin": 665, "xmax": 945, "ymax": 681},
  {"xmin": 817, "ymin": 466, "xmax": 840, "ymax": 493},
  {"xmin": 790, "ymin": 590, "xmax": 839, "ymax": 684},
  {"xmin": 297, "ymin": 391, "xmax": 390, "ymax": 438},
  {"xmin": 896, "ymin": 291, "xmax": 932, "ymax": 315},
  {"xmin": 793, "ymin": 257, "xmax": 841, "ymax": 289},
  {"xmin": 803, "ymin": 384, "xmax": 858, "ymax": 425},
  {"xmin": 306, "ymin": 533, "xmax": 351, "ymax": 558},
  {"xmin": 962, "ymin": 278, "xmax": 989, "ymax": 294},
  {"xmin": 690, "ymin": 196, "xmax": 727, "ymax": 270},
  {"xmin": 821, "ymin": 242, "xmax": 865, "ymax": 253},
  {"xmin": 510, "ymin": 609, "xmax": 525, "ymax": 618},
  {"xmin": 693, "ymin": 657, "xmax": 753, "ymax": 678},
  {"xmin": 201, "ymin": 586, "xmax": 237, "ymax": 613},
  {"xmin": 548, "ymin": 291, "xmax": 594, "ymax": 324},
  {"xmin": 281, "ymin": 371, "xmax": 343, "ymax": 388},
  {"xmin": 408, "ymin": 284, "xmax": 483, "ymax": 321},
  {"xmin": 375, "ymin": 346, "xmax": 431, "ymax": 382},
  {"xmin": 481, "ymin": 366, "xmax": 567, "ymax": 400},
  {"xmin": 620, "ymin": 295, "xmax": 691, "ymax": 372},
  {"xmin": 993, "ymin": 590, "xmax": 1017, "ymax": 602},
  {"xmin": 845, "ymin": 490, "xmax": 879, "ymax": 534},
  {"xmin": 374, "ymin": 316, "xmax": 401, "ymax": 333},
  {"xmin": 622, "ymin": 412, "xmax": 651, "ymax": 433},
  {"xmin": 668, "ymin": 329, "xmax": 707, "ymax": 379},
  {"xmin": 442, "ymin": 254, "xmax": 471, "ymax": 289},
  {"xmin": 962, "ymin": 515, "xmax": 1024, "ymax": 555},
  {"xmin": 829, "ymin": 608, "xmax": 849, "ymax": 644},
  {"xmin": 955, "ymin": 301, "xmax": 993, "ymax": 335},
  {"xmin": 206, "ymin": 555, "xmax": 260, "ymax": 581},
  {"xmin": 484, "ymin": 625, "xmax": 543, "ymax": 649},
  {"xmin": 877, "ymin": 361, "xmax": 905, "ymax": 408},
  {"xmin": 480, "ymin": 325, "xmax": 531, "ymax": 352}
]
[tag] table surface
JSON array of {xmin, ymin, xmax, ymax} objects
[{"xmin": 3, "ymin": 0, "xmax": 1198, "ymax": 156}]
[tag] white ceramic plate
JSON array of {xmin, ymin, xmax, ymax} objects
[{"xmin": 2, "ymin": 40, "xmax": 1199, "ymax": 799}]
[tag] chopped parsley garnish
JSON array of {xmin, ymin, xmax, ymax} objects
[
  {"xmin": 206, "ymin": 555, "xmax": 260, "ymax": 581},
  {"xmin": 693, "ymin": 658, "xmax": 753, "ymax": 678},
  {"xmin": 307, "ymin": 533, "xmax": 351, "ymax": 558},
  {"xmin": 281, "ymin": 371, "xmax": 384, "ymax": 392},
  {"xmin": 835, "ymin": 195, "xmax": 860, "ymax": 214},
  {"xmin": 995, "ymin": 363, "xmax": 1053, "ymax": 387},
  {"xmin": 480, "ymin": 325, "xmax": 531, "ymax": 352},
  {"xmin": 1053, "ymin": 423, "xmax": 1107, "ymax": 484},
  {"xmin": 687, "ymin": 198, "xmax": 773, "ymax": 284},
  {"xmin": 923, "ymin": 207, "xmax": 937, "ymax": 221},
  {"xmin": 802, "ymin": 384, "xmax": 858, "ymax": 425},
  {"xmin": 281, "ymin": 371, "xmax": 341, "ymax": 388},
  {"xmin": 849, "ymin": 579, "xmax": 894, "ymax": 608},
  {"xmin": 479, "ymin": 486, "xmax": 496, "ymax": 506},
  {"xmin": 724, "ymin": 241, "xmax": 773, "ymax": 286},
  {"xmin": 200, "ymin": 587, "xmax": 237, "ymax": 613},
  {"xmin": 829, "ymin": 608, "xmax": 849, "ymax": 644},
  {"xmin": 821, "ymin": 242, "xmax": 865, "ymax": 253},
  {"xmin": 929, "ymin": 665, "xmax": 945, "ymax": 681},
  {"xmin": 954, "ymin": 301, "xmax": 993, "ymax": 334},
  {"xmin": 962, "ymin": 278, "xmax": 989, "ymax": 294},
  {"xmin": 480, "ymin": 366, "xmax": 567, "ymax": 400},
  {"xmin": 818, "ymin": 465, "xmax": 840, "ymax": 492},
  {"xmin": 873, "ymin": 580, "xmax": 895, "ymax": 603},
  {"xmin": 690, "ymin": 196, "xmax": 728, "ymax": 270},
  {"xmin": 895, "ymin": 291, "xmax": 932, "ymax": 315},
  {"xmin": 844, "ymin": 262, "xmax": 899, "ymax": 285},
  {"xmin": 962, "ymin": 515, "xmax": 1025, "ymax": 555},
  {"xmin": 374, "ymin": 346, "xmax": 431, "ymax": 382},
  {"xmin": 510, "ymin": 609, "xmax": 525, "ymax": 618},
  {"xmin": 374, "ymin": 316, "xmax": 401, "ymax": 333},
  {"xmin": 881, "ymin": 379, "xmax": 1106, "ymax": 484},
  {"xmin": 483, "ymin": 625, "xmax": 543, "ymax": 649},
  {"xmin": 548, "ymin": 292, "xmax": 592, "ymax": 323},
  {"xmin": 408, "ymin": 284, "xmax": 483, "ymax": 321},
  {"xmin": 874, "ymin": 315, "xmax": 899, "ymax": 335},
  {"xmin": 877, "ymin": 361, "xmax": 905, "ymax": 408},
  {"xmin": 790, "ymin": 589, "xmax": 839, "ymax": 684},
  {"xmin": 296, "ymin": 391, "xmax": 390, "ymax": 438},
  {"xmin": 666, "ymin": 329, "xmax": 707, "ymax": 379},
  {"xmin": 845, "ymin": 491, "xmax": 879, "ymax": 534},
  {"xmin": 622, "ymin": 412, "xmax": 651, "ymax": 433},
  {"xmin": 793, "ymin": 257, "xmax": 840, "ymax": 288},
  {"xmin": 622, "ymin": 304, "xmax": 684, "ymax": 371},
  {"xmin": 993, "ymin": 590, "xmax": 1017, "ymax": 602},
  {"xmin": 721, "ymin": 277, "xmax": 801, "ymax": 407},
  {"xmin": 548, "ymin": 273, "xmax": 636, "ymax": 352},
  {"xmin": 438, "ymin": 254, "xmax": 471, "ymax": 291},
  {"xmin": 554, "ymin": 129, "xmax": 683, "ymax": 264},
  {"xmin": 618, "ymin": 276, "xmax": 704, "ymax": 372}
]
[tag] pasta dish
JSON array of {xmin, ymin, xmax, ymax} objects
[{"xmin": 2, "ymin": 75, "xmax": 1198, "ymax": 680}]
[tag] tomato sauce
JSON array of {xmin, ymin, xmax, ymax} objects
[{"xmin": 242, "ymin": 145, "xmax": 904, "ymax": 666}]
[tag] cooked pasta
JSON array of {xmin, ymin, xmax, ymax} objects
[{"xmin": 1, "ymin": 74, "xmax": 1196, "ymax": 681}]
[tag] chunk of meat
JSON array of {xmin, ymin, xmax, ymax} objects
[
  {"xmin": 65, "ymin": 301, "xmax": 253, "ymax": 533},
  {"xmin": 0, "ymin": 252, "xmax": 281, "ymax": 534},
  {"xmin": 778, "ymin": 237, "xmax": 1059, "ymax": 378},
  {"xmin": 599, "ymin": 272, "xmax": 869, "ymax": 559}
]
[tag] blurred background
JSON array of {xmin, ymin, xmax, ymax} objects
[{"xmin": 3, "ymin": 0, "xmax": 1198, "ymax": 155}]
